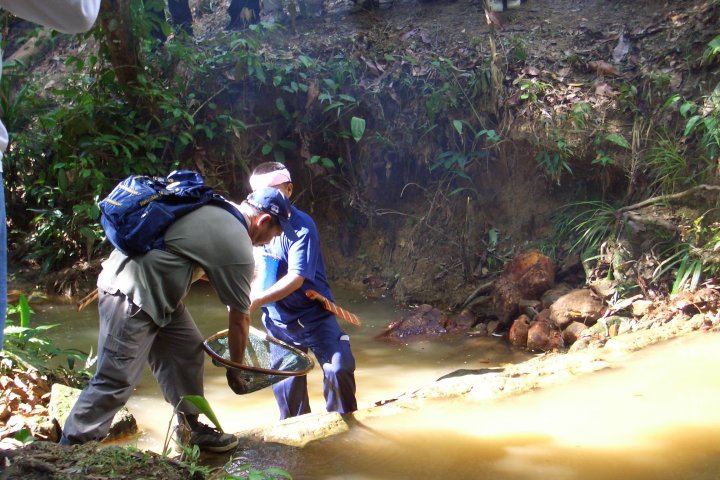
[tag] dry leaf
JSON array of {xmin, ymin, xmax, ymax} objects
[
  {"xmin": 522, "ymin": 66, "xmax": 541, "ymax": 76},
  {"xmin": 363, "ymin": 58, "xmax": 383, "ymax": 77},
  {"xmin": 484, "ymin": 9, "xmax": 505, "ymax": 29},
  {"xmin": 505, "ymin": 90, "xmax": 521, "ymax": 107},
  {"xmin": 589, "ymin": 60, "xmax": 623, "ymax": 77},
  {"xmin": 595, "ymin": 83, "xmax": 617, "ymax": 96}
]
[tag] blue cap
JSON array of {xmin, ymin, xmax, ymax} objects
[{"xmin": 246, "ymin": 187, "xmax": 296, "ymax": 239}]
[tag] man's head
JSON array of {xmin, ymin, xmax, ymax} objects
[
  {"xmin": 249, "ymin": 162, "xmax": 293, "ymax": 198},
  {"xmin": 240, "ymin": 187, "xmax": 296, "ymax": 245}
]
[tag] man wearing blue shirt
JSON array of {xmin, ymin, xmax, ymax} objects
[{"xmin": 248, "ymin": 162, "xmax": 357, "ymax": 419}]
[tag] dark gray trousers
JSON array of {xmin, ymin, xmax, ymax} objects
[{"xmin": 62, "ymin": 290, "xmax": 204, "ymax": 444}]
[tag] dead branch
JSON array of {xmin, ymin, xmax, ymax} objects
[
  {"xmin": 458, "ymin": 280, "xmax": 495, "ymax": 310},
  {"xmin": 617, "ymin": 185, "xmax": 720, "ymax": 214}
]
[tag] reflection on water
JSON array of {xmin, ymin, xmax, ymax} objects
[{"xmin": 33, "ymin": 285, "xmax": 720, "ymax": 479}]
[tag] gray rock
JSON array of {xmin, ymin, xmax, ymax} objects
[{"xmin": 49, "ymin": 384, "xmax": 138, "ymax": 440}]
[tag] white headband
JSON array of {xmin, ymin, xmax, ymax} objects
[{"xmin": 249, "ymin": 168, "xmax": 292, "ymax": 191}]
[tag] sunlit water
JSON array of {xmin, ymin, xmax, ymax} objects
[
  {"xmin": 33, "ymin": 285, "xmax": 720, "ymax": 479},
  {"xmin": 263, "ymin": 331, "xmax": 720, "ymax": 480}
]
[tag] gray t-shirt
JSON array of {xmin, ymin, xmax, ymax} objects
[{"xmin": 97, "ymin": 205, "xmax": 253, "ymax": 326}]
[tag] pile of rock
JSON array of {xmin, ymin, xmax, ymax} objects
[{"xmin": 377, "ymin": 249, "xmax": 720, "ymax": 352}]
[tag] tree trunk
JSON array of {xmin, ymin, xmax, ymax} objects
[{"xmin": 99, "ymin": 0, "xmax": 140, "ymax": 93}]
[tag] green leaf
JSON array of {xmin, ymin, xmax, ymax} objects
[
  {"xmin": 679, "ymin": 101, "xmax": 696, "ymax": 118},
  {"xmin": 684, "ymin": 115, "xmax": 702, "ymax": 136},
  {"xmin": 604, "ymin": 133, "xmax": 630, "ymax": 149},
  {"xmin": 261, "ymin": 143, "xmax": 273, "ymax": 155},
  {"xmin": 488, "ymin": 228, "xmax": 499, "ymax": 250},
  {"xmin": 19, "ymin": 294, "xmax": 31, "ymax": 329},
  {"xmin": 179, "ymin": 395, "xmax": 224, "ymax": 432},
  {"xmin": 350, "ymin": 116, "xmax": 366, "ymax": 142},
  {"xmin": 662, "ymin": 94, "xmax": 681, "ymax": 110},
  {"xmin": 275, "ymin": 97, "xmax": 286, "ymax": 113},
  {"xmin": 298, "ymin": 55, "xmax": 313, "ymax": 68},
  {"xmin": 263, "ymin": 467, "xmax": 293, "ymax": 478},
  {"xmin": 452, "ymin": 119, "xmax": 463, "ymax": 135}
]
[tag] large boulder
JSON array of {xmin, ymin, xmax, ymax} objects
[
  {"xmin": 503, "ymin": 250, "xmax": 556, "ymax": 297},
  {"xmin": 491, "ymin": 250, "xmax": 556, "ymax": 326}
]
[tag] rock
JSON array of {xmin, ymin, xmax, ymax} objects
[
  {"xmin": 486, "ymin": 320, "xmax": 500, "ymax": 335},
  {"xmin": 468, "ymin": 322, "xmax": 488, "ymax": 337},
  {"xmin": 631, "ymin": 300, "xmax": 654, "ymax": 317},
  {"xmin": 262, "ymin": 412, "xmax": 350, "ymax": 447},
  {"xmin": 589, "ymin": 278, "xmax": 616, "ymax": 299},
  {"xmin": 508, "ymin": 315, "xmax": 531, "ymax": 348},
  {"xmin": 562, "ymin": 321, "xmax": 588, "ymax": 346},
  {"xmin": 377, "ymin": 304, "xmax": 448, "ymax": 339},
  {"xmin": 445, "ymin": 310, "xmax": 476, "ymax": 333},
  {"xmin": 673, "ymin": 287, "xmax": 720, "ymax": 314},
  {"xmin": 49, "ymin": 384, "xmax": 137, "ymax": 440},
  {"xmin": 526, "ymin": 320, "xmax": 563, "ymax": 352},
  {"xmin": 534, "ymin": 308, "xmax": 551, "ymax": 323},
  {"xmin": 491, "ymin": 250, "xmax": 556, "ymax": 328},
  {"xmin": 580, "ymin": 316, "xmax": 628, "ymax": 341},
  {"xmin": 549, "ymin": 289, "xmax": 605, "ymax": 329},
  {"xmin": 503, "ymin": 250, "xmax": 556, "ymax": 298},
  {"xmin": 491, "ymin": 276, "xmax": 522, "ymax": 326},
  {"xmin": 518, "ymin": 299, "xmax": 542, "ymax": 318},
  {"xmin": 540, "ymin": 283, "xmax": 574, "ymax": 309}
]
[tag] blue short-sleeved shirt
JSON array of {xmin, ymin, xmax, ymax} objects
[{"xmin": 262, "ymin": 205, "xmax": 333, "ymax": 324}]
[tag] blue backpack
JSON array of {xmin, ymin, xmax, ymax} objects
[{"xmin": 99, "ymin": 170, "xmax": 246, "ymax": 256}]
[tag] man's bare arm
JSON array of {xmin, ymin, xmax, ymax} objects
[
  {"xmin": 227, "ymin": 306, "xmax": 250, "ymax": 364},
  {"xmin": 249, "ymin": 272, "xmax": 304, "ymax": 311}
]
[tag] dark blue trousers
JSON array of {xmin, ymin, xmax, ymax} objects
[
  {"xmin": 146, "ymin": 0, "xmax": 193, "ymax": 42},
  {"xmin": 263, "ymin": 313, "xmax": 357, "ymax": 419}
]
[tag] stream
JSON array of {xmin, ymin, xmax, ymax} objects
[{"xmin": 33, "ymin": 284, "xmax": 720, "ymax": 479}]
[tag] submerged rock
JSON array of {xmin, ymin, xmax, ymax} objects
[{"xmin": 377, "ymin": 304, "xmax": 448, "ymax": 339}]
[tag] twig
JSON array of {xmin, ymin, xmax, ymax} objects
[{"xmin": 76, "ymin": 289, "xmax": 98, "ymax": 312}]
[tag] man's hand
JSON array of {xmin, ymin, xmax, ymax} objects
[{"xmin": 226, "ymin": 368, "xmax": 249, "ymax": 394}]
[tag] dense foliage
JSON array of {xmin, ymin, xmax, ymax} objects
[{"xmin": 1, "ymin": 0, "xmax": 719, "ymax": 301}]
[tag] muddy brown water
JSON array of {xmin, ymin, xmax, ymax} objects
[
  {"xmin": 34, "ymin": 284, "xmax": 529, "ymax": 443},
  {"xmin": 34, "ymin": 284, "xmax": 720, "ymax": 479}
]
